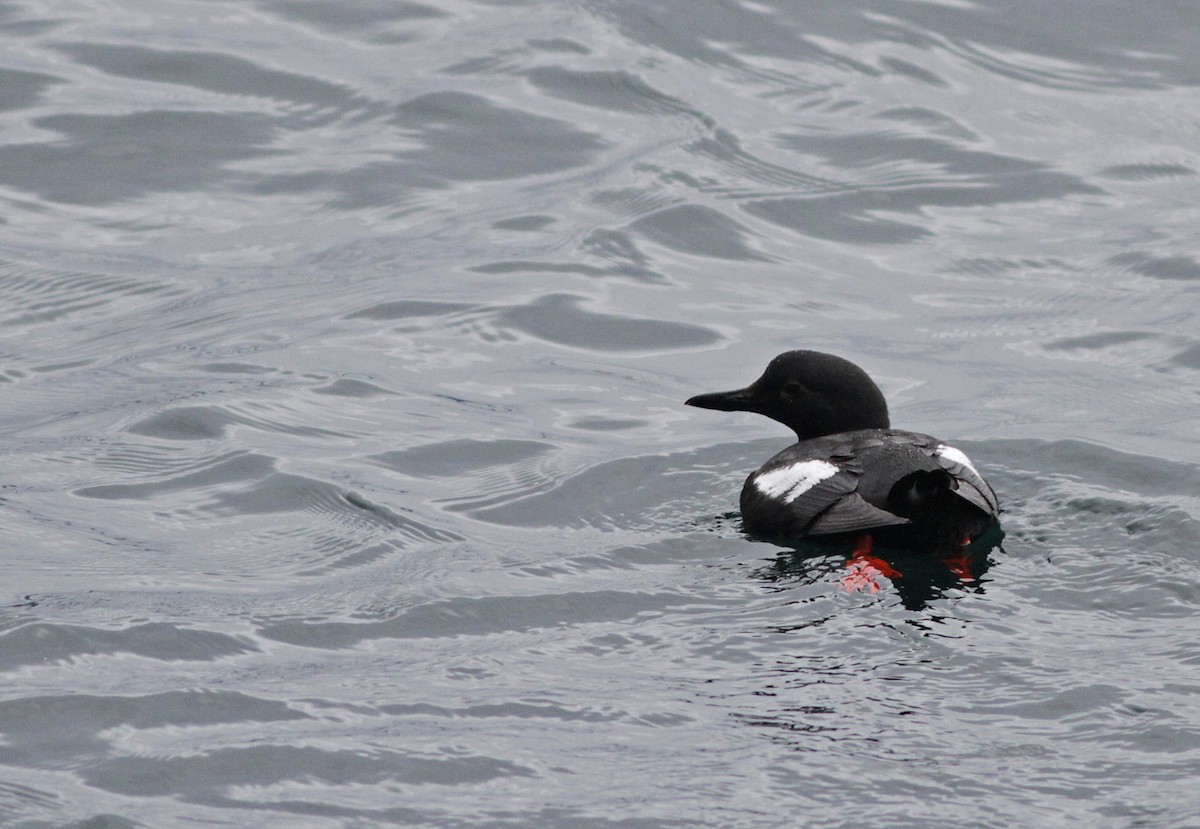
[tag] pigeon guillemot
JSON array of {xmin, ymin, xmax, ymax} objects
[{"xmin": 686, "ymin": 350, "xmax": 999, "ymax": 553}]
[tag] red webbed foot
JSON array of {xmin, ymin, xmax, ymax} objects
[
  {"xmin": 941, "ymin": 537, "xmax": 976, "ymax": 581},
  {"xmin": 841, "ymin": 533, "xmax": 902, "ymax": 593}
]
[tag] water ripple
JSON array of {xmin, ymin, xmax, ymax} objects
[{"xmin": 2, "ymin": 0, "xmax": 1200, "ymax": 826}]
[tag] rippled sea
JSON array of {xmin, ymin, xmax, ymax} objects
[{"xmin": 2, "ymin": 0, "xmax": 1199, "ymax": 826}]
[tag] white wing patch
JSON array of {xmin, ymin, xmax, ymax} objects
[
  {"xmin": 935, "ymin": 444, "xmax": 980, "ymax": 477},
  {"xmin": 753, "ymin": 460, "xmax": 839, "ymax": 504}
]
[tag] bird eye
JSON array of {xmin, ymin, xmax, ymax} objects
[{"xmin": 781, "ymin": 380, "xmax": 804, "ymax": 400}]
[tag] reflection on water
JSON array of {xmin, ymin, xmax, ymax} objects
[
  {"xmin": 755, "ymin": 524, "xmax": 1004, "ymax": 612},
  {"xmin": 1, "ymin": 0, "xmax": 1199, "ymax": 825}
]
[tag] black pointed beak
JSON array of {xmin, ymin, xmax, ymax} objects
[{"xmin": 685, "ymin": 386, "xmax": 758, "ymax": 412}]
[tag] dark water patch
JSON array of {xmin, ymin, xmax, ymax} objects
[
  {"xmin": 253, "ymin": 92, "xmax": 609, "ymax": 206},
  {"xmin": 979, "ymin": 442, "xmax": 1200, "ymax": 621},
  {"xmin": 948, "ymin": 256, "xmax": 1074, "ymax": 276},
  {"xmin": 743, "ymin": 195, "xmax": 930, "ymax": 244},
  {"xmin": 998, "ymin": 439, "xmax": 1200, "ymax": 498},
  {"xmin": 343, "ymin": 299, "xmax": 474, "ymax": 321},
  {"xmin": 0, "ymin": 779, "xmax": 58, "ymax": 815},
  {"xmin": 480, "ymin": 809, "xmax": 699, "ymax": 828},
  {"xmin": 378, "ymin": 701, "xmax": 621, "ymax": 723},
  {"xmin": 85, "ymin": 745, "xmax": 533, "ymax": 801},
  {"xmin": 875, "ymin": 107, "xmax": 977, "ymax": 141},
  {"xmin": 878, "ymin": 56, "xmax": 947, "ymax": 87},
  {"xmin": 949, "ymin": 40, "xmax": 1147, "ymax": 92},
  {"xmin": 1100, "ymin": 163, "xmax": 1195, "ymax": 181},
  {"xmin": 782, "ymin": 296, "xmax": 895, "ymax": 322},
  {"xmin": 29, "ymin": 358, "xmax": 95, "ymax": 374},
  {"xmin": 528, "ymin": 37, "xmax": 590, "ymax": 55},
  {"xmin": 264, "ymin": 0, "xmax": 446, "ymax": 34},
  {"xmin": 79, "ymin": 442, "xmax": 199, "ymax": 478},
  {"xmin": 127, "ymin": 405, "xmax": 235, "ymax": 440},
  {"xmin": 599, "ymin": 0, "xmax": 1200, "ymax": 89},
  {"xmin": 0, "ymin": 67, "xmax": 61, "ymax": 112},
  {"xmin": 492, "ymin": 214, "xmax": 556, "ymax": 232},
  {"xmin": 0, "ymin": 623, "xmax": 255, "ymax": 669},
  {"xmin": 0, "ymin": 1, "xmax": 29, "ymax": 27},
  {"xmin": 126, "ymin": 401, "xmax": 349, "ymax": 440},
  {"xmin": 1167, "ymin": 343, "xmax": 1200, "ymax": 370},
  {"xmin": 577, "ymin": 228, "xmax": 661, "ymax": 281},
  {"xmin": 370, "ymin": 438, "xmax": 555, "ymax": 478},
  {"xmin": 249, "ymin": 161, "xmax": 412, "ymax": 208},
  {"xmin": 310, "ymin": 378, "xmax": 394, "ymax": 397},
  {"xmin": 391, "ymin": 91, "xmax": 609, "ymax": 183},
  {"xmin": 452, "ymin": 443, "xmax": 755, "ymax": 531},
  {"xmin": 837, "ymin": 0, "xmax": 1200, "ymax": 90},
  {"xmin": 378, "ymin": 439, "xmax": 566, "ymax": 519},
  {"xmin": 513, "ymin": 536, "xmax": 740, "ymax": 583},
  {"xmin": 294, "ymin": 539, "xmax": 402, "ymax": 576},
  {"xmin": 469, "ymin": 260, "xmax": 611, "ymax": 278},
  {"xmin": 590, "ymin": 187, "xmax": 676, "ymax": 221},
  {"xmin": 568, "ymin": 416, "xmax": 647, "ymax": 432},
  {"xmin": 438, "ymin": 52, "xmax": 517, "ymax": 78},
  {"xmin": 198, "ymin": 362, "xmax": 275, "ymax": 374},
  {"xmin": 344, "ymin": 491, "xmax": 463, "ymax": 540},
  {"xmin": 74, "ymin": 452, "xmax": 276, "ymax": 501},
  {"xmin": 778, "ymin": 130, "xmax": 1105, "ymax": 204},
  {"xmin": 1042, "ymin": 331, "xmax": 1156, "ymax": 352},
  {"xmin": 592, "ymin": 0, "xmax": 859, "ymax": 75},
  {"xmin": 0, "ymin": 111, "xmax": 282, "ymax": 205},
  {"xmin": 201, "ymin": 470, "xmax": 355, "ymax": 515},
  {"xmin": 256, "ymin": 589, "xmax": 690, "ymax": 648},
  {"xmin": 198, "ymin": 473, "xmax": 462, "ymax": 549},
  {"xmin": 744, "ymin": 141, "xmax": 1104, "ymax": 239},
  {"xmin": 56, "ymin": 43, "xmax": 367, "ymax": 117},
  {"xmin": 630, "ymin": 204, "xmax": 770, "ymax": 261},
  {"xmin": 58, "ymin": 816, "xmax": 142, "ymax": 829},
  {"xmin": 0, "ymin": 691, "xmax": 306, "ymax": 766},
  {"xmin": 496, "ymin": 294, "xmax": 720, "ymax": 352},
  {"xmin": 525, "ymin": 67, "xmax": 697, "ymax": 117},
  {"xmin": 687, "ymin": 128, "xmax": 834, "ymax": 189},
  {"xmin": 510, "ymin": 550, "xmax": 643, "ymax": 581},
  {"xmin": 1109, "ymin": 252, "xmax": 1200, "ymax": 281}
]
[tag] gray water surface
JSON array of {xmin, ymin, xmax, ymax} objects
[{"xmin": 2, "ymin": 0, "xmax": 1199, "ymax": 827}]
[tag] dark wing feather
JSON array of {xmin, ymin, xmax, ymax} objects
[
  {"xmin": 736, "ymin": 430, "xmax": 999, "ymax": 540},
  {"xmin": 740, "ymin": 443, "xmax": 910, "ymax": 536},
  {"xmin": 924, "ymin": 443, "xmax": 1000, "ymax": 517},
  {"xmin": 807, "ymin": 493, "xmax": 912, "ymax": 534}
]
